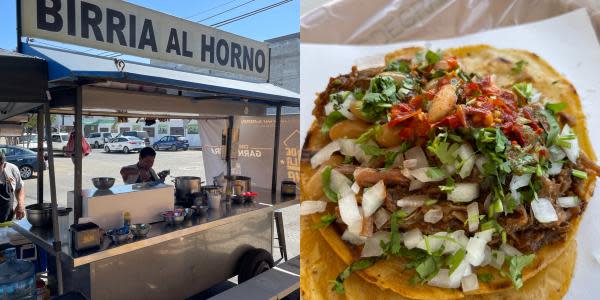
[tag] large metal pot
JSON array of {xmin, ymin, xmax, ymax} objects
[
  {"xmin": 222, "ymin": 176, "xmax": 251, "ymax": 196},
  {"xmin": 25, "ymin": 203, "xmax": 53, "ymax": 227},
  {"xmin": 173, "ymin": 176, "xmax": 203, "ymax": 198}
]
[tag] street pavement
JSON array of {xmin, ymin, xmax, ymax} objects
[{"xmin": 21, "ymin": 148, "xmax": 299, "ymax": 259}]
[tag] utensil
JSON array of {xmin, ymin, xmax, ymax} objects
[
  {"xmin": 25, "ymin": 203, "xmax": 52, "ymax": 227},
  {"xmin": 70, "ymin": 222, "xmax": 101, "ymax": 251},
  {"xmin": 222, "ymin": 176, "xmax": 251, "ymax": 196},
  {"xmin": 173, "ymin": 176, "xmax": 203, "ymax": 206},
  {"xmin": 106, "ymin": 228, "xmax": 131, "ymax": 244},
  {"xmin": 162, "ymin": 210, "xmax": 185, "ymax": 225},
  {"xmin": 57, "ymin": 207, "xmax": 73, "ymax": 244},
  {"xmin": 281, "ymin": 180, "xmax": 297, "ymax": 195},
  {"xmin": 129, "ymin": 223, "xmax": 151, "ymax": 237},
  {"xmin": 92, "ymin": 177, "xmax": 116, "ymax": 190}
]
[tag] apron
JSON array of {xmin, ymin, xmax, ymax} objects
[{"xmin": 0, "ymin": 165, "xmax": 14, "ymax": 222}]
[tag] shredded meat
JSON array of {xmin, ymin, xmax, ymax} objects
[
  {"xmin": 577, "ymin": 152, "xmax": 600, "ymax": 176},
  {"xmin": 558, "ymin": 111, "xmax": 577, "ymax": 127},
  {"xmin": 354, "ymin": 167, "xmax": 410, "ymax": 187}
]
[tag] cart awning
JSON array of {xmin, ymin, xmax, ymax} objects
[
  {"xmin": 23, "ymin": 44, "xmax": 299, "ymax": 107},
  {"xmin": 0, "ymin": 48, "xmax": 48, "ymax": 120}
]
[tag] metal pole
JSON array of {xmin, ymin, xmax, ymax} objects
[
  {"xmin": 225, "ymin": 116, "xmax": 233, "ymax": 176},
  {"xmin": 271, "ymin": 105, "xmax": 282, "ymax": 193},
  {"xmin": 36, "ymin": 108, "xmax": 44, "ymax": 204},
  {"xmin": 74, "ymin": 87, "xmax": 83, "ymax": 222},
  {"xmin": 16, "ymin": 0, "xmax": 22, "ymax": 53},
  {"xmin": 44, "ymin": 102, "xmax": 64, "ymax": 295}
]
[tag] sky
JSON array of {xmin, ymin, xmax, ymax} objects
[{"xmin": 0, "ymin": 0, "xmax": 299, "ymax": 55}]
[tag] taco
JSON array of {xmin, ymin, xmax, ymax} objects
[{"xmin": 300, "ymin": 45, "xmax": 598, "ymax": 299}]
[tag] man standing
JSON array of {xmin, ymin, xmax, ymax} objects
[{"xmin": 0, "ymin": 152, "xmax": 25, "ymax": 222}]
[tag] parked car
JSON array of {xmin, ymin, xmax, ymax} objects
[
  {"xmin": 104, "ymin": 136, "xmax": 145, "ymax": 153},
  {"xmin": 152, "ymin": 135, "xmax": 189, "ymax": 151},
  {"xmin": 121, "ymin": 131, "xmax": 150, "ymax": 146},
  {"xmin": 0, "ymin": 145, "xmax": 46, "ymax": 179},
  {"xmin": 49, "ymin": 133, "xmax": 72, "ymax": 156},
  {"xmin": 18, "ymin": 134, "xmax": 43, "ymax": 150},
  {"xmin": 87, "ymin": 132, "xmax": 114, "ymax": 148}
]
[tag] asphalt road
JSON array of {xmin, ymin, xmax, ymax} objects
[{"xmin": 21, "ymin": 148, "xmax": 299, "ymax": 260}]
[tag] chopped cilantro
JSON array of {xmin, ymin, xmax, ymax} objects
[
  {"xmin": 478, "ymin": 273, "xmax": 494, "ymax": 282},
  {"xmin": 360, "ymin": 144, "xmax": 386, "ymax": 156},
  {"xmin": 355, "ymin": 125, "xmax": 381, "ymax": 144},
  {"xmin": 539, "ymin": 109, "xmax": 560, "ymax": 147},
  {"xmin": 439, "ymin": 177, "xmax": 456, "ymax": 193},
  {"xmin": 425, "ymin": 50, "xmax": 442, "ymax": 65},
  {"xmin": 511, "ymin": 60, "xmax": 527, "ymax": 74},
  {"xmin": 384, "ymin": 151, "xmax": 401, "ymax": 169},
  {"xmin": 572, "ymin": 169, "xmax": 588, "ymax": 179},
  {"xmin": 448, "ymin": 248, "xmax": 466, "ymax": 275},
  {"xmin": 495, "ymin": 127, "xmax": 509, "ymax": 153},
  {"xmin": 415, "ymin": 256, "xmax": 441, "ymax": 281},
  {"xmin": 545, "ymin": 102, "xmax": 567, "ymax": 114},
  {"xmin": 353, "ymin": 88, "xmax": 365, "ymax": 100},
  {"xmin": 424, "ymin": 199, "xmax": 438, "ymax": 206},
  {"xmin": 427, "ymin": 133, "xmax": 460, "ymax": 165},
  {"xmin": 385, "ymin": 59, "xmax": 411, "ymax": 73},
  {"xmin": 509, "ymin": 254, "xmax": 535, "ymax": 289},
  {"xmin": 426, "ymin": 167, "xmax": 447, "ymax": 180},
  {"xmin": 312, "ymin": 214, "xmax": 337, "ymax": 229},
  {"xmin": 321, "ymin": 111, "xmax": 346, "ymax": 134},
  {"xmin": 321, "ymin": 166, "xmax": 338, "ymax": 202},
  {"xmin": 332, "ymin": 257, "xmax": 378, "ymax": 294},
  {"xmin": 512, "ymin": 82, "xmax": 534, "ymax": 103}
]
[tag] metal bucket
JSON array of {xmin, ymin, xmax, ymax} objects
[
  {"xmin": 222, "ymin": 176, "xmax": 251, "ymax": 196},
  {"xmin": 173, "ymin": 176, "xmax": 203, "ymax": 198}
]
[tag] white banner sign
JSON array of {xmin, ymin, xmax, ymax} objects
[{"xmin": 21, "ymin": 0, "xmax": 270, "ymax": 79}]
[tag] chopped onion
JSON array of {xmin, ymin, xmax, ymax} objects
[
  {"xmin": 447, "ymin": 183, "xmax": 480, "ymax": 203},
  {"xmin": 396, "ymin": 195, "xmax": 427, "ymax": 207},
  {"xmin": 324, "ymin": 101, "xmax": 335, "ymax": 116},
  {"xmin": 330, "ymin": 169, "xmax": 352, "ymax": 197},
  {"xmin": 410, "ymin": 167, "xmax": 447, "ymax": 182},
  {"xmin": 373, "ymin": 208, "xmax": 391, "ymax": 229},
  {"xmin": 401, "ymin": 206, "xmax": 418, "ymax": 215},
  {"xmin": 403, "ymin": 159, "xmax": 418, "ymax": 169},
  {"xmin": 338, "ymin": 192, "xmax": 362, "ymax": 226},
  {"xmin": 511, "ymin": 189, "xmax": 522, "ymax": 204},
  {"xmin": 557, "ymin": 196, "xmax": 580, "ymax": 208},
  {"xmin": 417, "ymin": 232, "xmax": 446, "ymax": 253},
  {"xmin": 461, "ymin": 274, "xmax": 479, "ymax": 292},
  {"xmin": 391, "ymin": 152, "xmax": 404, "ymax": 168},
  {"xmin": 409, "ymin": 179, "xmax": 425, "ymax": 191},
  {"xmin": 428, "ymin": 269, "xmax": 460, "ymax": 289},
  {"xmin": 401, "ymin": 168, "xmax": 414, "ymax": 179},
  {"xmin": 457, "ymin": 144, "xmax": 475, "ymax": 178},
  {"xmin": 475, "ymin": 155, "xmax": 489, "ymax": 174},
  {"xmin": 362, "ymin": 180, "xmax": 386, "ymax": 217},
  {"xmin": 466, "ymin": 236, "xmax": 488, "ymax": 266},
  {"xmin": 467, "ymin": 202, "xmax": 479, "ymax": 232},
  {"xmin": 310, "ymin": 141, "xmax": 340, "ymax": 168},
  {"xmin": 510, "ymin": 174, "xmax": 531, "ymax": 192},
  {"xmin": 547, "ymin": 161, "xmax": 564, "ymax": 176},
  {"xmin": 347, "ymin": 218, "xmax": 362, "ymax": 234},
  {"xmin": 351, "ymin": 181, "xmax": 361, "ymax": 194},
  {"xmin": 481, "ymin": 245, "xmax": 492, "ymax": 267},
  {"xmin": 341, "ymin": 229, "xmax": 367, "ymax": 245},
  {"xmin": 361, "ymin": 231, "xmax": 390, "ymax": 257},
  {"xmin": 300, "ymin": 201, "xmax": 327, "ymax": 215},
  {"xmin": 475, "ymin": 229, "xmax": 495, "ymax": 243},
  {"xmin": 445, "ymin": 164, "xmax": 457, "ymax": 176},
  {"xmin": 404, "ymin": 146, "xmax": 429, "ymax": 168},
  {"xmin": 549, "ymin": 145, "xmax": 566, "ymax": 162},
  {"xmin": 338, "ymin": 139, "xmax": 370, "ymax": 164},
  {"xmin": 500, "ymin": 243, "xmax": 523, "ymax": 257},
  {"xmin": 338, "ymin": 95, "xmax": 357, "ymax": 120},
  {"xmin": 443, "ymin": 230, "xmax": 468, "ymax": 255},
  {"xmin": 424, "ymin": 208, "xmax": 443, "ymax": 224},
  {"xmin": 560, "ymin": 125, "xmax": 579, "ymax": 163},
  {"xmin": 531, "ymin": 198, "xmax": 558, "ymax": 223},
  {"xmin": 403, "ymin": 228, "xmax": 423, "ymax": 249},
  {"xmin": 490, "ymin": 250, "xmax": 505, "ymax": 269},
  {"xmin": 483, "ymin": 193, "xmax": 492, "ymax": 211}
]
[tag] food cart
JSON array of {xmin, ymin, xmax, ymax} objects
[{"xmin": 4, "ymin": 1, "xmax": 300, "ymax": 297}]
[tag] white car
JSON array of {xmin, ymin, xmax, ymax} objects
[
  {"xmin": 87, "ymin": 132, "xmax": 115, "ymax": 149},
  {"xmin": 104, "ymin": 136, "xmax": 145, "ymax": 154},
  {"xmin": 49, "ymin": 133, "xmax": 71, "ymax": 156}
]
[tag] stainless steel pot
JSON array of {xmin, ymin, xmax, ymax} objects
[
  {"xmin": 173, "ymin": 176, "xmax": 203, "ymax": 198},
  {"xmin": 222, "ymin": 176, "xmax": 251, "ymax": 196},
  {"xmin": 25, "ymin": 203, "xmax": 53, "ymax": 227}
]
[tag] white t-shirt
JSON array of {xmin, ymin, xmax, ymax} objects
[{"xmin": 0, "ymin": 162, "xmax": 24, "ymax": 204}]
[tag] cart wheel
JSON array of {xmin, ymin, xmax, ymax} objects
[{"xmin": 237, "ymin": 248, "xmax": 274, "ymax": 283}]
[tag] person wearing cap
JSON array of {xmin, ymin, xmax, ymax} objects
[
  {"xmin": 0, "ymin": 152, "xmax": 25, "ymax": 222},
  {"xmin": 120, "ymin": 147, "xmax": 169, "ymax": 184}
]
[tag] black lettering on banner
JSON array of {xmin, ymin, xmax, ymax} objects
[
  {"xmin": 216, "ymin": 39, "xmax": 229, "ymax": 66},
  {"xmin": 166, "ymin": 28, "xmax": 181, "ymax": 55},
  {"xmin": 138, "ymin": 19, "xmax": 157, "ymax": 52},
  {"xmin": 37, "ymin": 0, "xmax": 62, "ymax": 32},
  {"xmin": 81, "ymin": 1, "xmax": 104, "ymax": 41},
  {"xmin": 231, "ymin": 42, "xmax": 242, "ymax": 69},
  {"xmin": 182, "ymin": 31, "xmax": 193, "ymax": 58},
  {"xmin": 129, "ymin": 15, "xmax": 136, "ymax": 48},
  {"xmin": 255, "ymin": 49, "xmax": 266, "ymax": 73},
  {"xmin": 67, "ymin": 0, "xmax": 75, "ymax": 36},
  {"xmin": 201, "ymin": 34, "xmax": 215, "ymax": 63},
  {"xmin": 243, "ymin": 46, "xmax": 254, "ymax": 71},
  {"xmin": 106, "ymin": 9, "xmax": 127, "ymax": 46}
]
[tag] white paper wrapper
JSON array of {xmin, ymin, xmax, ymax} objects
[{"xmin": 300, "ymin": 8, "xmax": 600, "ymax": 299}]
